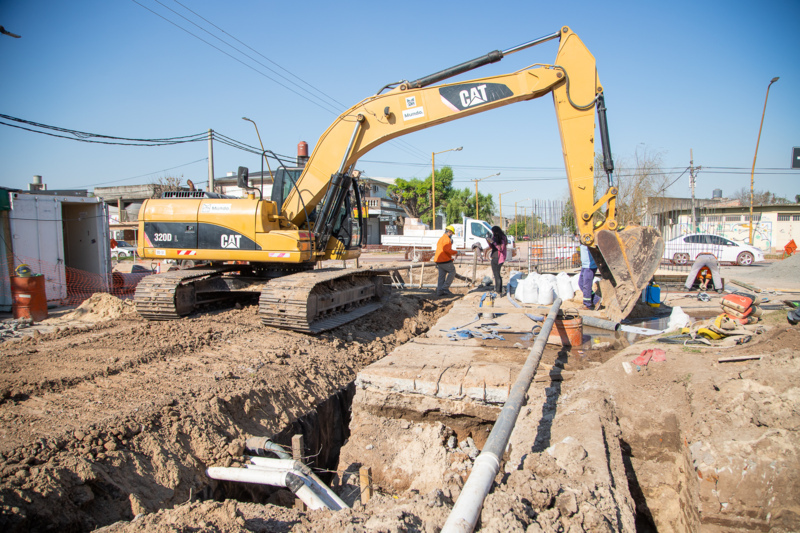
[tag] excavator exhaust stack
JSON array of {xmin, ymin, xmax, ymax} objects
[{"xmin": 593, "ymin": 226, "xmax": 665, "ymax": 322}]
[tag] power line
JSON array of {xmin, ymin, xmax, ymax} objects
[
  {"xmin": 0, "ymin": 114, "xmax": 207, "ymax": 146},
  {"xmin": 73, "ymin": 158, "xmax": 209, "ymax": 188},
  {"xmin": 131, "ymin": 0, "xmax": 430, "ymax": 162},
  {"xmin": 170, "ymin": 0, "xmax": 347, "ymax": 112}
]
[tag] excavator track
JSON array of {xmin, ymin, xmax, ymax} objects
[
  {"xmin": 134, "ymin": 267, "xmax": 239, "ymax": 320},
  {"xmin": 258, "ymin": 268, "xmax": 391, "ymax": 333}
]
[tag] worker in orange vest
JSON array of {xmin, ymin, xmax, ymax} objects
[{"xmin": 435, "ymin": 225, "xmax": 459, "ymax": 296}]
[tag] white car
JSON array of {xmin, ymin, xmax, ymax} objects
[
  {"xmin": 111, "ymin": 240, "xmax": 137, "ymax": 259},
  {"xmin": 663, "ymin": 233, "xmax": 764, "ymax": 266}
]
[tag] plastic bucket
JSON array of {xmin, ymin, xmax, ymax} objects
[
  {"xmin": 11, "ymin": 275, "xmax": 48, "ymax": 322},
  {"xmin": 548, "ymin": 315, "xmax": 583, "ymax": 347}
]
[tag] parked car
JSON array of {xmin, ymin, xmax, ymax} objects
[
  {"xmin": 663, "ymin": 234, "xmax": 764, "ymax": 266},
  {"xmin": 111, "ymin": 240, "xmax": 137, "ymax": 259}
]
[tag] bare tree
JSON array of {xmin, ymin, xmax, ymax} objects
[
  {"xmin": 593, "ymin": 148, "xmax": 669, "ymax": 226},
  {"xmin": 730, "ymin": 187, "xmax": 789, "ymax": 206},
  {"xmin": 150, "ymin": 175, "xmax": 184, "ymax": 198}
]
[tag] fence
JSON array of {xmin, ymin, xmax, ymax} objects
[{"xmin": 3, "ymin": 252, "xmax": 153, "ymax": 309}]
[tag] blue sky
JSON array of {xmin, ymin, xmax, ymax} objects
[{"xmin": 1, "ymin": 0, "xmax": 798, "ymax": 206}]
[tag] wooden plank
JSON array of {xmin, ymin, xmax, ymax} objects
[{"xmin": 718, "ymin": 355, "xmax": 762, "ymax": 363}]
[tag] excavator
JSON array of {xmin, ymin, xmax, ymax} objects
[{"xmin": 134, "ymin": 26, "xmax": 664, "ymax": 330}]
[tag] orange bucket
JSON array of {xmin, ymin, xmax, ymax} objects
[
  {"xmin": 11, "ymin": 275, "xmax": 48, "ymax": 322},
  {"xmin": 548, "ymin": 315, "xmax": 583, "ymax": 347}
]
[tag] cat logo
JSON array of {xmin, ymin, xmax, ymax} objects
[
  {"xmin": 221, "ymin": 234, "xmax": 242, "ymax": 249},
  {"xmin": 459, "ymin": 84, "xmax": 488, "ymax": 108},
  {"xmin": 439, "ymin": 83, "xmax": 513, "ymax": 112}
]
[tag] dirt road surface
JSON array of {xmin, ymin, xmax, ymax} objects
[{"xmin": 1, "ymin": 257, "xmax": 798, "ymax": 532}]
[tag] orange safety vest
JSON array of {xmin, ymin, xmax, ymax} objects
[{"xmin": 435, "ymin": 233, "xmax": 458, "ymax": 263}]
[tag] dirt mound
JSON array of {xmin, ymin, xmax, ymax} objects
[
  {"xmin": 51, "ymin": 293, "xmax": 137, "ymax": 323},
  {"xmin": 762, "ymin": 252, "xmax": 800, "ymax": 277}
]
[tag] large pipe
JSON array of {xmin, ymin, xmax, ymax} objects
[
  {"xmin": 207, "ymin": 466, "xmax": 328, "ymax": 510},
  {"xmin": 248, "ymin": 456, "xmax": 349, "ymax": 510},
  {"xmin": 580, "ymin": 315, "xmax": 620, "ymax": 331},
  {"xmin": 441, "ymin": 298, "xmax": 563, "ymax": 533}
]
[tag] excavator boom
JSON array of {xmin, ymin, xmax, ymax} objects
[
  {"xmin": 283, "ymin": 25, "xmax": 663, "ymax": 320},
  {"xmin": 136, "ymin": 25, "xmax": 663, "ymax": 327}
]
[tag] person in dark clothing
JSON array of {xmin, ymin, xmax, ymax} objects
[{"xmin": 486, "ymin": 226, "xmax": 508, "ymax": 295}]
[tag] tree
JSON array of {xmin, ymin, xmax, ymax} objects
[
  {"xmin": 795, "ymin": 194, "xmax": 800, "ymax": 204},
  {"xmin": 561, "ymin": 196, "xmax": 577, "ymax": 235},
  {"xmin": 444, "ymin": 188, "xmax": 495, "ymax": 224},
  {"xmin": 387, "ymin": 167, "xmax": 455, "ymax": 226},
  {"xmin": 151, "ymin": 175, "xmax": 184, "ymax": 198},
  {"xmin": 730, "ymin": 187, "xmax": 789, "ymax": 206},
  {"xmin": 593, "ymin": 148, "xmax": 670, "ymax": 226}
]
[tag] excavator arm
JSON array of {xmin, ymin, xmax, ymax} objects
[{"xmin": 284, "ymin": 26, "xmax": 664, "ymax": 320}]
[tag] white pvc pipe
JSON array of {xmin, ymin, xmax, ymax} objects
[
  {"xmin": 207, "ymin": 466, "xmax": 330, "ymax": 510},
  {"xmin": 247, "ymin": 456, "xmax": 349, "ymax": 510},
  {"xmin": 207, "ymin": 466, "xmax": 290, "ymax": 488}
]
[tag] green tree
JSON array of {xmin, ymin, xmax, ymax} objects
[
  {"xmin": 561, "ymin": 196, "xmax": 577, "ymax": 235},
  {"xmin": 387, "ymin": 167, "xmax": 455, "ymax": 226},
  {"xmin": 444, "ymin": 188, "xmax": 495, "ymax": 224}
]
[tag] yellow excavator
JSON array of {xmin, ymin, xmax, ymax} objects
[{"xmin": 135, "ymin": 26, "xmax": 664, "ymax": 330}]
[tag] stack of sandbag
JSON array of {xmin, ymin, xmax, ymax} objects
[{"xmin": 720, "ymin": 292, "xmax": 762, "ymax": 325}]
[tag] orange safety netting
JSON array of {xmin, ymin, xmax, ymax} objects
[{"xmin": 4, "ymin": 254, "xmax": 153, "ymax": 306}]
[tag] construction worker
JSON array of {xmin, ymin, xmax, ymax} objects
[
  {"xmin": 696, "ymin": 265, "xmax": 713, "ymax": 291},
  {"xmin": 435, "ymin": 225, "xmax": 459, "ymax": 296},
  {"xmin": 579, "ymin": 243, "xmax": 601, "ymax": 310}
]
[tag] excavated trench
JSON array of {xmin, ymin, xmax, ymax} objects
[
  {"xmin": 4, "ymin": 283, "xmax": 789, "ymax": 531},
  {"xmin": 0, "ymin": 291, "xmax": 450, "ymax": 532}
]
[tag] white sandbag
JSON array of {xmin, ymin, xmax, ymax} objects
[
  {"xmin": 536, "ymin": 280, "xmax": 556, "ymax": 305},
  {"xmin": 666, "ymin": 306, "xmax": 692, "ymax": 332},
  {"xmin": 570, "ymin": 274, "xmax": 581, "ymax": 293},
  {"xmin": 515, "ymin": 275, "xmax": 539, "ymax": 304},
  {"xmin": 538, "ymin": 274, "xmax": 556, "ymax": 287},
  {"xmin": 556, "ymin": 272, "xmax": 574, "ymax": 300}
]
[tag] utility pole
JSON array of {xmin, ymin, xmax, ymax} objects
[
  {"xmin": 689, "ymin": 150, "xmax": 702, "ymax": 233},
  {"xmin": 470, "ymin": 172, "xmax": 499, "ymax": 219},
  {"xmin": 689, "ymin": 150, "xmax": 696, "ymax": 233},
  {"xmin": 208, "ymin": 129, "xmax": 215, "ymax": 193}
]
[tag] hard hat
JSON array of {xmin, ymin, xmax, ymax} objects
[
  {"xmin": 15, "ymin": 264, "xmax": 33, "ymax": 277},
  {"xmin": 446, "ymin": 225, "xmax": 456, "ymax": 233}
]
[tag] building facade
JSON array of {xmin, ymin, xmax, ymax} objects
[{"xmin": 647, "ymin": 197, "xmax": 800, "ymax": 252}]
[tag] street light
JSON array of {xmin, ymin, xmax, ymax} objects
[
  {"xmin": 431, "ymin": 147, "xmax": 462, "ymax": 230},
  {"xmin": 470, "ymin": 172, "xmax": 500, "ymax": 220},
  {"xmin": 242, "ymin": 117, "xmax": 273, "ymax": 193},
  {"xmin": 514, "ymin": 198, "xmax": 530, "ymax": 238},
  {"xmin": 749, "ymin": 76, "xmax": 779, "ymax": 245},
  {"xmin": 498, "ymin": 190, "xmax": 516, "ymax": 230}
]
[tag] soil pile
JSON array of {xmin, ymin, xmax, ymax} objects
[{"xmin": 50, "ymin": 293, "xmax": 137, "ymax": 323}]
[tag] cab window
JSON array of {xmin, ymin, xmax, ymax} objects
[{"xmin": 472, "ymin": 222, "xmax": 490, "ymax": 238}]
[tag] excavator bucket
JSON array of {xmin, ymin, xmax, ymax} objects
[{"xmin": 593, "ymin": 226, "xmax": 665, "ymax": 322}]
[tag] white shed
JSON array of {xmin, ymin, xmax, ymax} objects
[{"xmin": 2, "ymin": 192, "xmax": 111, "ymax": 309}]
